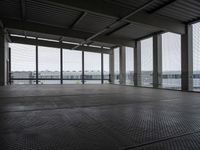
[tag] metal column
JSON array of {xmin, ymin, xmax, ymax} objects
[
  {"xmin": 60, "ymin": 43, "xmax": 63, "ymax": 84},
  {"xmin": 109, "ymin": 49, "xmax": 114, "ymax": 84},
  {"xmin": 36, "ymin": 38, "xmax": 39, "ymax": 84},
  {"xmin": 134, "ymin": 41, "xmax": 141, "ymax": 86},
  {"xmin": 120, "ymin": 46, "xmax": 126, "ymax": 85},
  {"xmin": 0, "ymin": 28, "xmax": 7, "ymax": 86},
  {"xmin": 181, "ymin": 25, "xmax": 193, "ymax": 91},
  {"xmin": 82, "ymin": 50, "xmax": 85, "ymax": 84},
  {"xmin": 153, "ymin": 34, "xmax": 162, "ymax": 88},
  {"xmin": 101, "ymin": 52, "xmax": 104, "ymax": 84}
]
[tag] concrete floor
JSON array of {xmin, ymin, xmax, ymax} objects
[{"xmin": 0, "ymin": 84, "xmax": 200, "ymax": 150}]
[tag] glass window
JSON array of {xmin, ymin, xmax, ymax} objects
[
  {"xmin": 103, "ymin": 54, "xmax": 110, "ymax": 83},
  {"xmin": 38, "ymin": 46, "xmax": 60, "ymax": 84},
  {"xmin": 125, "ymin": 47, "xmax": 134, "ymax": 85},
  {"xmin": 193, "ymin": 22, "xmax": 200, "ymax": 92},
  {"xmin": 10, "ymin": 43, "xmax": 36, "ymax": 84},
  {"xmin": 141, "ymin": 37, "xmax": 153, "ymax": 87},
  {"xmin": 63, "ymin": 49, "xmax": 82, "ymax": 84},
  {"xmin": 84, "ymin": 52, "xmax": 101, "ymax": 84},
  {"xmin": 161, "ymin": 32, "xmax": 181, "ymax": 90},
  {"xmin": 114, "ymin": 47, "xmax": 120, "ymax": 84}
]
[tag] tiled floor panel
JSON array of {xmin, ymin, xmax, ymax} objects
[{"xmin": 0, "ymin": 84, "xmax": 200, "ymax": 150}]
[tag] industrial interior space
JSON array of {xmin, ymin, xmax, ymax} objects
[{"xmin": 1, "ymin": 0, "xmax": 200, "ymax": 149}]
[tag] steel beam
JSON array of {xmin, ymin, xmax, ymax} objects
[
  {"xmin": 10, "ymin": 36, "xmax": 112, "ymax": 54},
  {"xmin": 71, "ymin": 12, "xmax": 87, "ymax": 28},
  {"xmin": 3, "ymin": 18, "xmax": 135, "ymax": 47},
  {"xmin": 20, "ymin": 0, "xmax": 26, "ymax": 21},
  {"xmin": 148, "ymin": 0, "xmax": 177, "ymax": 14},
  {"xmin": 44, "ymin": 0, "xmax": 186, "ymax": 34}
]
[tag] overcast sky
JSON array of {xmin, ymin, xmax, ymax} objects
[{"xmin": 10, "ymin": 22, "xmax": 200, "ymax": 72}]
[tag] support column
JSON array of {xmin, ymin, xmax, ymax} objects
[
  {"xmin": 60, "ymin": 44, "xmax": 63, "ymax": 84},
  {"xmin": 101, "ymin": 52, "xmax": 104, "ymax": 84},
  {"xmin": 0, "ymin": 28, "xmax": 9, "ymax": 86},
  {"xmin": 134, "ymin": 41, "xmax": 141, "ymax": 86},
  {"xmin": 181, "ymin": 25, "xmax": 193, "ymax": 91},
  {"xmin": 120, "ymin": 46, "xmax": 126, "ymax": 85},
  {"xmin": 82, "ymin": 50, "xmax": 85, "ymax": 84},
  {"xmin": 109, "ymin": 49, "xmax": 114, "ymax": 84},
  {"xmin": 36, "ymin": 38, "xmax": 39, "ymax": 84},
  {"xmin": 153, "ymin": 34, "xmax": 162, "ymax": 88}
]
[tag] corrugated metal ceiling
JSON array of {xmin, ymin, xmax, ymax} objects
[{"xmin": 1, "ymin": 0, "xmax": 200, "ymax": 47}]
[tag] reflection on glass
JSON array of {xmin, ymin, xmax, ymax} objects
[
  {"xmin": 63, "ymin": 49, "xmax": 82, "ymax": 84},
  {"xmin": 161, "ymin": 32, "xmax": 181, "ymax": 90},
  {"xmin": 141, "ymin": 38, "xmax": 153, "ymax": 87},
  {"xmin": 193, "ymin": 22, "xmax": 200, "ymax": 91},
  {"xmin": 84, "ymin": 52, "xmax": 101, "ymax": 84},
  {"xmin": 10, "ymin": 43, "xmax": 36, "ymax": 84},
  {"xmin": 114, "ymin": 47, "xmax": 120, "ymax": 84},
  {"xmin": 38, "ymin": 46, "xmax": 60, "ymax": 84},
  {"xmin": 125, "ymin": 47, "xmax": 134, "ymax": 85}
]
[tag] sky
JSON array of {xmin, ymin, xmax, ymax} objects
[{"xmin": 10, "ymin": 22, "xmax": 200, "ymax": 73}]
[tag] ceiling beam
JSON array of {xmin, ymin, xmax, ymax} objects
[
  {"xmin": 20, "ymin": 0, "xmax": 26, "ymax": 21},
  {"xmin": 11, "ymin": 36, "xmax": 111, "ymax": 54},
  {"xmin": 70, "ymin": 12, "xmax": 87, "ymax": 28},
  {"xmin": 106, "ymin": 23, "xmax": 130, "ymax": 36},
  {"xmin": 72, "ymin": 0, "xmax": 155, "ymax": 49},
  {"xmin": 3, "ymin": 18, "xmax": 135, "ymax": 47},
  {"xmin": 43, "ymin": 0, "xmax": 186, "ymax": 34},
  {"xmin": 148, "ymin": 0, "xmax": 177, "ymax": 14}
]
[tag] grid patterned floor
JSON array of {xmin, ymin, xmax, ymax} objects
[{"xmin": 0, "ymin": 84, "xmax": 200, "ymax": 150}]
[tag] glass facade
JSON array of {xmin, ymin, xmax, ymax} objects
[
  {"xmin": 10, "ymin": 43, "xmax": 36, "ymax": 84},
  {"xmin": 114, "ymin": 47, "xmax": 120, "ymax": 84},
  {"xmin": 10, "ymin": 43, "xmax": 110, "ymax": 85},
  {"xmin": 38, "ymin": 46, "xmax": 60, "ymax": 84},
  {"xmin": 125, "ymin": 47, "xmax": 134, "ymax": 85},
  {"xmin": 84, "ymin": 52, "xmax": 101, "ymax": 84},
  {"xmin": 161, "ymin": 32, "xmax": 181, "ymax": 90},
  {"xmin": 193, "ymin": 22, "xmax": 200, "ymax": 92},
  {"xmin": 141, "ymin": 38, "xmax": 153, "ymax": 87},
  {"xmin": 63, "ymin": 49, "xmax": 82, "ymax": 84}
]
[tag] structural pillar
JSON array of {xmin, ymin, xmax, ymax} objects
[
  {"xmin": 134, "ymin": 41, "xmax": 141, "ymax": 86},
  {"xmin": 119, "ymin": 46, "xmax": 126, "ymax": 85},
  {"xmin": 60, "ymin": 43, "xmax": 63, "ymax": 84},
  {"xmin": 153, "ymin": 34, "xmax": 162, "ymax": 88},
  {"xmin": 36, "ymin": 38, "xmax": 39, "ymax": 84},
  {"xmin": 82, "ymin": 50, "xmax": 85, "ymax": 84},
  {"xmin": 0, "ymin": 28, "xmax": 9, "ymax": 86},
  {"xmin": 181, "ymin": 25, "xmax": 193, "ymax": 91},
  {"xmin": 109, "ymin": 49, "xmax": 114, "ymax": 84},
  {"xmin": 101, "ymin": 52, "xmax": 104, "ymax": 84}
]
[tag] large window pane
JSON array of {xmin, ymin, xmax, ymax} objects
[
  {"xmin": 141, "ymin": 38, "xmax": 153, "ymax": 87},
  {"xmin": 114, "ymin": 47, "xmax": 120, "ymax": 84},
  {"xmin": 63, "ymin": 49, "xmax": 82, "ymax": 84},
  {"xmin": 38, "ymin": 46, "xmax": 60, "ymax": 84},
  {"xmin": 125, "ymin": 47, "xmax": 134, "ymax": 85},
  {"xmin": 161, "ymin": 32, "xmax": 181, "ymax": 90},
  {"xmin": 103, "ymin": 54, "xmax": 110, "ymax": 83},
  {"xmin": 10, "ymin": 43, "xmax": 36, "ymax": 84},
  {"xmin": 193, "ymin": 22, "xmax": 200, "ymax": 91},
  {"xmin": 84, "ymin": 52, "xmax": 101, "ymax": 84}
]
